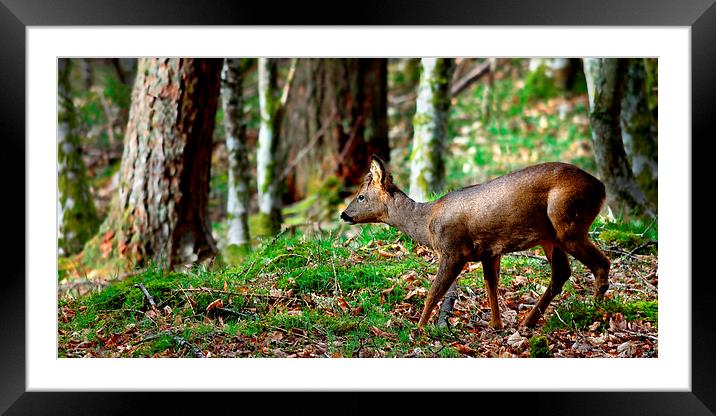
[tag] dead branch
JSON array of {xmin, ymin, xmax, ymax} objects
[
  {"xmin": 451, "ymin": 61, "xmax": 492, "ymax": 97},
  {"xmin": 280, "ymin": 110, "xmax": 337, "ymax": 180},
  {"xmin": 135, "ymin": 283, "xmax": 157, "ymax": 309},
  {"xmin": 133, "ymin": 331, "xmax": 205, "ymax": 358}
]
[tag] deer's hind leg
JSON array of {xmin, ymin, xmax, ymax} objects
[{"xmin": 522, "ymin": 242, "xmax": 571, "ymax": 327}]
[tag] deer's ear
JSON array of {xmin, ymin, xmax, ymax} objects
[{"xmin": 369, "ymin": 155, "xmax": 386, "ymax": 186}]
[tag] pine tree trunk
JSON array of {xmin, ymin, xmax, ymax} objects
[
  {"xmin": 84, "ymin": 58, "xmax": 222, "ymax": 269},
  {"xmin": 256, "ymin": 58, "xmax": 282, "ymax": 236},
  {"xmin": 280, "ymin": 58, "xmax": 390, "ymax": 201},
  {"xmin": 221, "ymin": 58, "xmax": 252, "ymax": 247},
  {"xmin": 57, "ymin": 59, "xmax": 100, "ymax": 256},
  {"xmin": 621, "ymin": 58, "xmax": 658, "ymax": 210},
  {"xmin": 583, "ymin": 58, "xmax": 654, "ymax": 217},
  {"xmin": 409, "ymin": 58, "xmax": 456, "ymax": 202}
]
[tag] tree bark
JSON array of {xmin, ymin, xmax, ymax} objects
[
  {"xmin": 280, "ymin": 58, "xmax": 390, "ymax": 201},
  {"xmin": 621, "ymin": 58, "xmax": 658, "ymax": 210},
  {"xmin": 84, "ymin": 58, "xmax": 222, "ymax": 269},
  {"xmin": 583, "ymin": 58, "xmax": 654, "ymax": 217},
  {"xmin": 57, "ymin": 58, "xmax": 100, "ymax": 256},
  {"xmin": 256, "ymin": 58, "xmax": 283, "ymax": 236},
  {"xmin": 409, "ymin": 58, "xmax": 456, "ymax": 202},
  {"xmin": 221, "ymin": 58, "xmax": 252, "ymax": 248}
]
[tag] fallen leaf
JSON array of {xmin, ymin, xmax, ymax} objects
[
  {"xmin": 609, "ymin": 313, "xmax": 627, "ymax": 332},
  {"xmin": 617, "ymin": 341, "xmax": 635, "ymax": 357},
  {"xmin": 405, "ymin": 287, "xmax": 427, "ymax": 300},
  {"xmin": 507, "ymin": 331, "xmax": 526, "ymax": 349},
  {"xmin": 381, "ymin": 285, "xmax": 396, "ymax": 296},
  {"xmin": 588, "ymin": 321, "xmax": 601, "ymax": 331},
  {"xmin": 371, "ymin": 326, "xmax": 395, "ymax": 339},
  {"xmin": 206, "ymin": 298, "xmax": 223, "ymax": 312},
  {"xmin": 336, "ymin": 297, "xmax": 349, "ymax": 314}
]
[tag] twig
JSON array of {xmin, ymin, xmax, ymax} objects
[
  {"xmin": 450, "ymin": 61, "xmax": 491, "ymax": 97},
  {"xmin": 280, "ymin": 58, "xmax": 298, "ymax": 108},
  {"xmin": 335, "ymin": 115, "xmax": 365, "ymax": 169},
  {"xmin": 280, "ymin": 110, "xmax": 337, "ymax": 180},
  {"xmin": 135, "ymin": 283, "xmax": 157, "ymax": 309},
  {"xmin": 621, "ymin": 329, "xmax": 659, "ymax": 341},
  {"xmin": 174, "ymin": 287, "xmax": 272, "ymax": 297},
  {"xmin": 256, "ymin": 253, "xmax": 309, "ymax": 277},
  {"xmin": 179, "ymin": 286, "xmax": 196, "ymax": 316},
  {"xmin": 507, "ymin": 251, "xmax": 548, "ymax": 262},
  {"xmin": 133, "ymin": 331, "xmax": 205, "ymax": 358},
  {"xmin": 171, "ymin": 334, "xmax": 205, "ymax": 358},
  {"xmin": 329, "ymin": 231, "xmax": 342, "ymax": 296},
  {"xmin": 554, "ymin": 309, "xmax": 569, "ymax": 328},
  {"xmin": 627, "ymin": 241, "xmax": 657, "ymax": 257}
]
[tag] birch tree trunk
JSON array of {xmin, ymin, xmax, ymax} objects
[
  {"xmin": 280, "ymin": 58, "xmax": 390, "ymax": 202},
  {"xmin": 83, "ymin": 58, "xmax": 222, "ymax": 269},
  {"xmin": 409, "ymin": 58, "xmax": 456, "ymax": 202},
  {"xmin": 221, "ymin": 58, "xmax": 252, "ymax": 248},
  {"xmin": 57, "ymin": 58, "xmax": 100, "ymax": 256},
  {"xmin": 583, "ymin": 58, "xmax": 654, "ymax": 217},
  {"xmin": 621, "ymin": 58, "xmax": 658, "ymax": 210},
  {"xmin": 256, "ymin": 58, "xmax": 283, "ymax": 235}
]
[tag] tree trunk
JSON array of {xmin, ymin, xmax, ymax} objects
[
  {"xmin": 57, "ymin": 58, "xmax": 100, "ymax": 256},
  {"xmin": 409, "ymin": 58, "xmax": 456, "ymax": 202},
  {"xmin": 221, "ymin": 58, "xmax": 252, "ymax": 248},
  {"xmin": 256, "ymin": 58, "xmax": 283, "ymax": 236},
  {"xmin": 583, "ymin": 58, "xmax": 654, "ymax": 217},
  {"xmin": 621, "ymin": 58, "xmax": 658, "ymax": 210},
  {"xmin": 280, "ymin": 58, "xmax": 390, "ymax": 201},
  {"xmin": 83, "ymin": 58, "xmax": 222, "ymax": 269}
]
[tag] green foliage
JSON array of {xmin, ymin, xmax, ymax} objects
[
  {"xmin": 444, "ymin": 60, "xmax": 597, "ymax": 193},
  {"xmin": 591, "ymin": 215, "xmax": 657, "ymax": 251},
  {"xmin": 544, "ymin": 296, "xmax": 658, "ymax": 333},
  {"xmin": 521, "ymin": 64, "xmax": 559, "ymax": 103},
  {"xmin": 529, "ymin": 335, "xmax": 553, "ymax": 358}
]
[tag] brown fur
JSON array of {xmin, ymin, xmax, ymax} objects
[{"xmin": 342, "ymin": 156, "xmax": 610, "ymax": 328}]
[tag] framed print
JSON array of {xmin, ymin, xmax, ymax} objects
[{"xmin": 3, "ymin": 0, "xmax": 714, "ymax": 413}]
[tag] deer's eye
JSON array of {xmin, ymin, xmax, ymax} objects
[{"xmin": 358, "ymin": 195, "xmax": 365, "ymax": 202}]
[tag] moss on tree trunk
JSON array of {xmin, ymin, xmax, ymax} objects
[
  {"xmin": 583, "ymin": 58, "xmax": 654, "ymax": 217},
  {"xmin": 222, "ymin": 58, "xmax": 252, "ymax": 247},
  {"xmin": 256, "ymin": 58, "xmax": 283, "ymax": 236},
  {"xmin": 621, "ymin": 58, "xmax": 658, "ymax": 210},
  {"xmin": 409, "ymin": 58, "xmax": 455, "ymax": 202},
  {"xmin": 57, "ymin": 59, "xmax": 100, "ymax": 256}
]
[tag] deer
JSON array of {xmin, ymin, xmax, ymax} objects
[{"xmin": 340, "ymin": 155, "xmax": 610, "ymax": 329}]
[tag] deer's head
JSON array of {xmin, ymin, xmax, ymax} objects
[{"xmin": 341, "ymin": 155, "xmax": 394, "ymax": 225}]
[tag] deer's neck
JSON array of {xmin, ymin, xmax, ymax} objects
[{"xmin": 386, "ymin": 191, "xmax": 434, "ymax": 249}]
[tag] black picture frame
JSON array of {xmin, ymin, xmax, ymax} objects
[{"xmin": 2, "ymin": 0, "xmax": 713, "ymax": 414}]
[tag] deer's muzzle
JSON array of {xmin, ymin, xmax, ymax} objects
[{"xmin": 340, "ymin": 212, "xmax": 354, "ymax": 224}]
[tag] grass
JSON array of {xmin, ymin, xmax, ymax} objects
[{"xmin": 58, "ymin": 218, "xmax": 658, "ymax": 358}]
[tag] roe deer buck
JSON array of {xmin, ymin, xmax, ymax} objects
[{"xmin": 341, "ymin": 155, "xmax": 610, "ymax": 328}]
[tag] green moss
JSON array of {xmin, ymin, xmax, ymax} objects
[
  {"xmin": 253, "ymin": 212, "xmax": 281, "ymax": 237},
  {"xmin": 544, "ymin": 297, "xmax": 658, "ymax": 333},
  {"xmin": 529, "ymin": 335, "xmax": 553, "ymax": 358}
]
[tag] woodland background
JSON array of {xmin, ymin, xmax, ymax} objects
[{"xmin": 57, "ymin": 57, "xmax": 658, "ymax": 358}]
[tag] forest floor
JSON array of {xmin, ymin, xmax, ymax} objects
[{"xmin": 58, "ymin": 217, "xmax": 658, "ymax": 358}]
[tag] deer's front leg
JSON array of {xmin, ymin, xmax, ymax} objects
[{"xmin": 418, "ymin": 256, "xmax": 466, "ymax": 327}]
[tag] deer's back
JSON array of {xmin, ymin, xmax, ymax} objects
[{"xmin": 428, "ymin": 163, "xmax": 605, "ymax": 258}]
